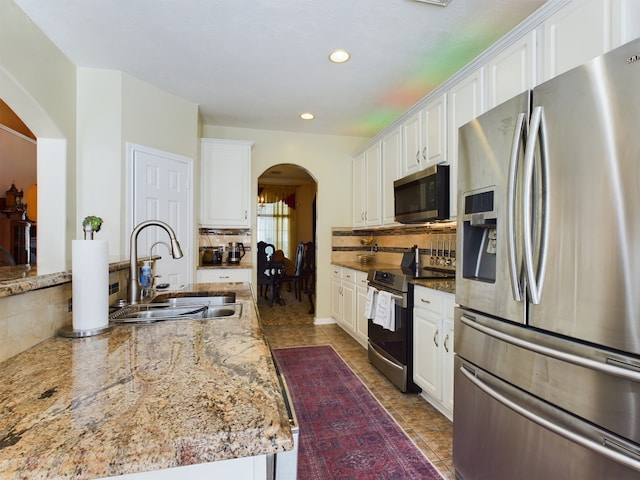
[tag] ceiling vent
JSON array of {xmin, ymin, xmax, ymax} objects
[{"xmin": 415, "ymin": 0, "xmax": 452, "ymax": 6}]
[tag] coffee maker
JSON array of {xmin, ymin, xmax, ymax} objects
[{"xmin": 227, "ymin": 242, "xmax": 245, "ymax": 264}]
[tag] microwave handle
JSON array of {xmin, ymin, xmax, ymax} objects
[{"xmin": 507, "ymin": 112, "xmax": 526, "ymax": 302}]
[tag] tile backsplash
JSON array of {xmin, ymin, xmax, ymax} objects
[
  {"xmin": 198, "ymin": 228, "xmax": 252, "ymax": 265},
  {"xmin": 332, "ymin": 223, "xmax": 456, "ymax": 270}
]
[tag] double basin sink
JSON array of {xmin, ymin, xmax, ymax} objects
[{"xmin": 109, "ymin": 291, "xmax": 242, "ymax": 324}]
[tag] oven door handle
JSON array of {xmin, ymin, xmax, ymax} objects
[{"xmin": 367, "ymin": 284, "xmax": 405, "ymax": 306}]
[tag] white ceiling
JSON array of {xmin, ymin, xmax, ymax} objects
[{"xmin": 14, "ymin": 0, "xmax": 548, "ymax": 138}]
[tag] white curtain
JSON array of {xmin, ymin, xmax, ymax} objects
[{"xmin": 257, "ymin": 186, "xmax": 297, "ymax": 258}]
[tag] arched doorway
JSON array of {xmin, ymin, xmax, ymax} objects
[
  {"xmin": 257, "ymin": 164, "xmax": 317, "ymax": 316},
  {"xmin": 1, "ymin": 66, "xmax": 69, "ymax": 274},
  {"xmin": 0, "ymin": 99, "xmax": 37, "ymax": 266},
  {"xmin": 257, "ymin": 164, "xmax": 317, "ymax": 258}
]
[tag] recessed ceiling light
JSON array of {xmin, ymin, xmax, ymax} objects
[
  {"xmin": 329, "ymin": 49, "xmax": 350, "ymax": 63},
  {"xmin": 415, "ymin": 0, "xmax": 451, "ymax": 5},
  {"xmin": 300, "ymin": 112, "xmax": 314, "ymax": 120}
]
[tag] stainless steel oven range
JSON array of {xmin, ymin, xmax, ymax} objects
[{"xmin": 367, "ymin": 266, "xmax": 454, "ymax": 393}]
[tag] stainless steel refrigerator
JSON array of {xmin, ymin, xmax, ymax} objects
[{"xmin": 454, "ymin": 38, "xmax": 640, "ymax": 479}]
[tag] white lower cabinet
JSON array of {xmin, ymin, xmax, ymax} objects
[
  {"xmin": 331, "ymin": 266, "xmax": 357, "ymax": 335},
  {"xmin": 413, "ymin": 285, "xmax": 455, "ymax": 420},
  {"xmin": 332, "ymin": 266, "xmax": 369, "ymax": 345},
  {"xmin": 197, "ymin": 268, "xmax": 251, "ymax": 283},
  {"xmin": 354, "ymin": 270, "xmax": 369, "ymax": 348}
]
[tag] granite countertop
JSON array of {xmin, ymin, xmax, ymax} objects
[
  {"xmin": 0, "ymin": 258, "xmax": 160, "ymax": 298},
  {"xmin": 411, "ymin": 278, "xmax": 455, "ymax": 295},
  {"xmin": 0, "ymin": 283, "xmax": 293, "ymax": 479},
  {"xmin": 331, "ymin": 260, "xmax": 398, "ymax": 273}
]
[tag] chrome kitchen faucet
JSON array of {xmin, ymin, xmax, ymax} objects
[{"xmin": 127, "ymin": 220, "xmax": 183, "ymax": 304}]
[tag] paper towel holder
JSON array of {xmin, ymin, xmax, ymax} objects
[{"xmin": 59, "ymin": 218, "xmax": 113, "ymax": 338}]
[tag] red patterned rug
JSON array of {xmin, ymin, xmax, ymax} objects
[{"xmin": 273, "ymin": 345, "xmax": 444, "ymax": 480}]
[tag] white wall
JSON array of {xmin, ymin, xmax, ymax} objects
[
  {"xmin": 76, "ymin": 68, "xmax": 199, "ymax": 259},
  {"xmin": 203, "ymin": 125, "xmax": 368, "ymax": 320},
  {"xmin": 0, "ymin": 0, "xmax": 76, "ymax": 272}
]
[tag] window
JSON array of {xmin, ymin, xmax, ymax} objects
[{"xmin": 257, "ymin": 201, "xmax": 293, "ymax": 257}]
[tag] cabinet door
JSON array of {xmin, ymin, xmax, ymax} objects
[
  {"xmin": 442, "ymin": 318, "xmax": 455, "ymax": 414},
  {"xmin": 341, "ymin": 276, "xmax": 357, "ymax": 334},
  {"xmin": 413, "ymin": 307, "xmax": 442, "ymax": 400},
  {"xmin": 364, "ymin": 143, "xmax": 382, "ymax": 227},
  {"xmin": 447, "ymin": 68, "xmax": 485, "ymax": 219},
  {"xmin": 354, "ymin": 271, "xmax": 370, "ymax": 347},
  {"xmin": 331, "ymin": 275, "xmax": 343, "ymax": 321},
  {"xmin": 381, "ymin": 127, "xmax": 402, "ymax": 225},
  {"xmin": 422, "ymin": 94, "xmax": 447, "ymax": 167},
  {"xmin": 201, "ymin": 139, "xmax": 253, "ymax": 228},
  {"xmin": 352, "ymin": 154, "xmax": 366, "ymax": 228},
  {"xmin": 542, "ymin": 0, "xmax": 613, "ymax": 81},
  {"xmin": 442, "ymin": 292, "xmax": 456, "ymax": 414},
  {"xmin": 486, "ymin": 31, "xmax": 537, "ymax": 109},
  {"xmin": 401, "ymin": 110, "xmax": 423, "ymax": 176}
]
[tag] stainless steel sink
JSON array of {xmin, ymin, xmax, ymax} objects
[
  {"xmin": 109, "ymin": 291, "xmax": 242, "ymax": 323},
  {"xmin": 151, "ymin": 291, "xmax": 236, "ymax": 307}
]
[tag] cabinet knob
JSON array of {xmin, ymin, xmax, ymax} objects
[
  {"xmin": 433, "ymin": 329, "xmax": 439, "ymax": 347},
  {"xmin": 421, "ymin": 298, "xmax": 431, "ymax": 304},
  {"xmin": 422, "ymin": 146, "xmax": 427, "ymax": 161},
  {"xmin": 444, "ymin": 334, "xmax": 450, "ymax": 353}
]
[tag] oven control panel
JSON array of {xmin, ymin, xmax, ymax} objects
[{"xmin": 373, "ymin": 271, "xmax": 396, "ymax": 285}]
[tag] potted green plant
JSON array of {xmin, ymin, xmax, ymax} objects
[{"xmin": 82, "ymin": 215, "xmax": 103, "ymax": 240}]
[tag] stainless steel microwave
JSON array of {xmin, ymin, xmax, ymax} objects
[{"xmin": 393, "ymin": 165, "xmax": 450, "ymax": 223}]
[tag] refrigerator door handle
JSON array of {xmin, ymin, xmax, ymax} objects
[
  {"xmin": 507, "ymin": 111, "xmax": 527, "ymax": 302},
  {"xmin": 522, "ymin": 105, "xmax": 549, "ymax": 305},
  {"xmin": 459, "ymin": 364, "xmax": 640, "ymax": 472},
  {"xmin": 460, "ymin": 314, "xmax": 640, "ymax": 383}
]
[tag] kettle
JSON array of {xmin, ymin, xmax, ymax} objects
[{"xmin": 227, "ymin": 242, "xmax": 245, "ymax": 264}]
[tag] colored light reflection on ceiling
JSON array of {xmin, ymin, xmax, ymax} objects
[{"xmin": 345, "ymin": 22, "xmax": 508, "ymax": 139}]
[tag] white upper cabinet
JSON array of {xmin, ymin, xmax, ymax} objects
[
  {"xmin": 353, "ymin": 142, "xmax": 382, "ymax": 228},
  {"xmin": 401, "ymin": 110, "xmax": 423, "ymax": 176},
  {"xmin": 447, "ymin": 68, "xmax": 485, "ymax": 219},
  {"xmin": 352, "ymin": 153, "xmax": 366, "ymax": 229},
  {"xmin": 353, "ymin": 0, "xmax": 638, "ymax": 223},
  {"xmin": 401, "ymin": 94, "xmax": 447, "ymax": 178},
  {"xmin": 542, "ymin": 0, "xmax": 627, "ymax": 81},
  {"xmin": 486, "ymin": 30, "xmax": 538, "ymax": 109},
  {"xmin": 380, "ymin": 126, "xmax": 402, "ymax": 225},
  {"xmin": 422, "ymin": 94, "xmax": 447, "ymax": 168},
  {"xmin": 200, "ymin": 139, "xmax": 253, "ymax": 228}
]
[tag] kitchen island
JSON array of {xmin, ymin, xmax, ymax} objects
[{"xmin": 0, "ymin": 283, "xmax": 293, "ymax": 479}]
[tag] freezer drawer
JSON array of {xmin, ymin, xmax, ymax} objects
[
  {"xmin": 453, "ymin": 356, "xmax": 640, "ymax": 480},
  {"xmin": 455, "ymin": 307, "xmax": 640, "ymax": 446}
]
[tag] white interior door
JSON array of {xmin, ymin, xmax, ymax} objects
[{"xmin": 128, "ymin": 144, "xmax": 193, "ymax": 287}]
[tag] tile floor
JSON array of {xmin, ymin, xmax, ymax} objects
[{"xmin": 261, "ymin": 317, "xmax": 455, "ymax": 479}]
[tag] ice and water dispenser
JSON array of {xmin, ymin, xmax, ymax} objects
[{"xmin": 461, "ymin": 189, "xmax": 497, "ymax": 283}]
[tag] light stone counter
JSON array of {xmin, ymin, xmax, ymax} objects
[{"xmin": 0, "ymin": 283, "xmax": 293, "ymax": 479}]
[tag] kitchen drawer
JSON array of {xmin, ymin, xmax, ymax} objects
[
  {"xmin": 331, "ymin": 265, "xmax": 343, "ymax": 280},
  {"xmin": 197, "ymin": 268, "xmax": 251, "ymax": 284},
  {"xmin": 342, "ymin": 268, "xmax": 356, "ymax": 285},
  {"xmin": 413, "ymin": 285, "xmax": 443, "ymax": 314},
  {"xmin": 355, "ymin": 270, "xmax": 369, "ymax": 290}
]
